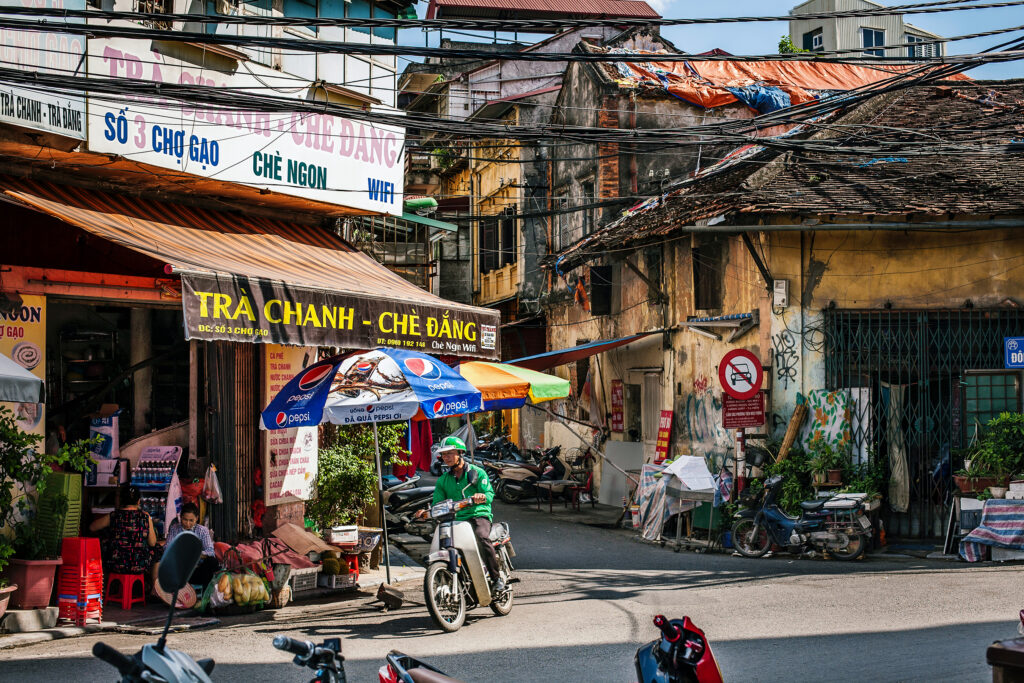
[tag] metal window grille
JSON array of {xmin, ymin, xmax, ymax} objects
[{"xmin": 824, "ymin": 308, "xmax": 1024, "ymax": 538}]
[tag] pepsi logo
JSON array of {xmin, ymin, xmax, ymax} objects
[
  {"xmin": 365, "ymin": 405, "xmax": 375, "ymax": 413},
  {"xmin": 275, "ymin": 411, "xmax": 288, "ymax": 428},
  {"xmin": 354, "ymin": 360, "xmax": 374, "ymax": 373},
  {"xmin": 432, "ymin": 399, "xmax": 444, "ymax": 413},
  {"xmin": 298, "ymin": 364, "xmax": 334, "ymax": 391},
  {"xmin": 404, "ymin": 357, "xmax": 442, "ymax": 380}
]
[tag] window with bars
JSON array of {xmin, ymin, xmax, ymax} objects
[
  {"xmin": 906, "ymin": 34, "xmax": 937, "ymax": 58},
  {"xmin": 500, "ymin": 207, "xmax": 517, "ymax": 267},
  {"xmin": 581, "ymin": 178, "xmax": 596, "ymax": 237},
  {"xmin": 963, "ymin": 371, "xmax": 1021, "ymax": 441},
  {"xmin": 553, "ymin": 189, "xmax": 569, "ymax": 251}
]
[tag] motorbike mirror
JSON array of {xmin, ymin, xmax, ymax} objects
[
  {"xmin": 158, "ymin": 531, "xmax": 203, "ymax": 594},
  {"xmin": 467, "ymin": 469, "xmax": 478, "ymax": 486}
]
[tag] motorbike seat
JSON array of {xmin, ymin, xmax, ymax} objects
[
  {"xmin": 800, "ymin": 499, "xmax": 826, "ymax": 512},
  {"xmin": 389, "ymin": 487, "xmax": 434, "ymax": 507},
  {"xmin": 409, "ymin": 667, "xmax": 467, "ymax": 683},
  {"xmin": 488, "ymin": 522, "xmax": 510, "ymax": 543}
]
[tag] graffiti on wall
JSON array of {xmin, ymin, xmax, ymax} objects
[
  {"xmin": 693, "ymin": 374, "xmax": 712, "ymax": 397},
  {"xmin": 676, "ymin": 392, "xmax": 731, "ymax": 469},
  {"xmin": 772, "ymin": 330, "xmax": 798, "ymax": 389}
]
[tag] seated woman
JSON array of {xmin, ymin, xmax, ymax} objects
[
  {"xmin": 165, "ymin": 502, "xmax": 219, "ymax": 588},
  {"xmin": 89, "ymin": 485, "xmax": 158, "ymax": 582}
]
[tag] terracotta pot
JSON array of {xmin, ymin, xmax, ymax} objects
[
  {"xmin": 827, "ymin": 469, "xmax": 843, "ymax": 484},
  {"xmin": 0, "ymin": 584, "xmax": 17, "ymax": 619},
  {"xmin": 954, "ymin": 475, "xmax": 1008, "ymax": 495},
  {"xmin": 3, "ymin": 558, "xmax": 62, "ymax": 610}
]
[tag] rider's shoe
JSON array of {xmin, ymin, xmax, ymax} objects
[{"xmin": 492, "ymin": 576, "xmax": 506, "ymax": 594}]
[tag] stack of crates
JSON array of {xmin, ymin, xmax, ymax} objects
[
  {"xmin": 37, "ymin": 472, "xmax": 84, "ymax": 558},
  {"xmin": 57, "ymin": 537, "xmax": 103, "ymax": 626}
]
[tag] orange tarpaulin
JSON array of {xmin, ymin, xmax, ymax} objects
[{"xmin": 619, "ymin": 58, "xmax": 969, "ymax": 111}]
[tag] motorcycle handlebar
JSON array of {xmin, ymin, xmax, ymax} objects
[
  {"xmin": 273, "ymin": 635, "xmax": 314, "ymax": 659},
  {"xmin": 92, "ymin": 642, "xmax": 137, "ymax": 675},
  {"xmin": 653, "ymin": 615, "xmax": 682, "ymax": 642}
]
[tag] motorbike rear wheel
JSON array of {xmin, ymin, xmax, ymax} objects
[
  {"xmin": 489, "ymin": 549, "xmax": 514, "ymax": 616},
  {"xmin": 424, "ymin": 563, "xmax": 466, "ymax": 632},
  {"xmin": 828, "ymin": 532, "xmax": 868, "ymax": 561},
  {"xmin": 732, "ymin": 519, "xmax": 772, "ymax": 557}
]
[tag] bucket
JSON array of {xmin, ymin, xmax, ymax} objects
[
  {"xmin": 629, "ymin": 505, "xmax": 641, "ymax": 528},
  {"xmin": 722, "ymin": 531, "xmax": 733, "ymax": 549}
]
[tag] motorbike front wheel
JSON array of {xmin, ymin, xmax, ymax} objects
[
  {"xmin": 828, "ymin": 532, "xmax": 868, "ymax": 561},
  {"xmin": 732, "ymin": 519, "xmax": 772, "ymax": 557},
  {"xmin": 424, "ymin": 563, "xmax": 467, "ymax": 632},
  {"xmin": 489, "ymin": 550, "xmax": 514, "ymax": 616},
  {"xmin": 497, "ymin": 481, "xmax": 524, "ymax": 504}
]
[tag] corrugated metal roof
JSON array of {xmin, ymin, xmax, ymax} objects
[
  {"xmin": 427, "ymin": 0, "xmax": 659, "ymax": 19},
  {"xmin": 0, "ymin": 176, "xmax": 487, "ymax": 315}
]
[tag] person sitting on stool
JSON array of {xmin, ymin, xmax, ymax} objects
[{"xmin": 165, "ymin": 502, "xmax": 219, "ymax": 588}]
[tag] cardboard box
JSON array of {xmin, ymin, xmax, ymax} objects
[
  {"xmin": 88, "ymin": 404, "xmax": 121, "ymax": 459},
  {"xmin": 326, "ymin": 525, "xmax": 358, "ymax": 545}
]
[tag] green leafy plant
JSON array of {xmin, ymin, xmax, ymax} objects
[
  {"xmin": 837, "ymin": 454, "xmax": 887, "ymax": 497},
  {"xmin": 306, "ymin": 424, "xmax": 408, "ymax": 531},
  {"xmin": 0, "ymin": 407, "xmax": 97, "ymax": 576},
  {"xmin": 761, "ymin": 445, "xmax": 815, "ymax": 516},
  {"xmin": 973, "ymin": 412, "xmax": 1024, "ymax": 480},
  {"xmin": 779, "ymin": 35, "xmax": 809, "ymax": 54}
]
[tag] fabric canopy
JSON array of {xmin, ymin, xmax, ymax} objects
[
  {"xmin": 0, "ymin": 176, "xmax": 475, "ymax": 309},
  {"xmin": 507, "ymin": 331, "xmax": 661, "ymax": 371},
  {"xmin": 0, "ymin": 351, "xmax": 42, "ymax": 403},
  {"xmin": 458, "ymin": 361, "xmax": 570, "ymax": 410}
]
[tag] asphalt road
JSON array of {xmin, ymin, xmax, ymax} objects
[{"xmin": 1, "ymin": 500, "xmax": 1020, "ymax": 682}]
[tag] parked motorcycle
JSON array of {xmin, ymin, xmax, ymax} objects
[
  {"xmin": 92, "ymin": 531, "xmax": 216, "ymax": 683},
  {"xmin": 383, "ymin": 477, "xmax": 436, "ymax": 541},
  {"xmin": 731, "ymin": 474, "xmax": 872, "ymax": 561},
  {"xmin": 423, "ymin": 477, "xmax": 516, "ymax": 632},
  {"xmin": 495, "ymin": 445, "xmax": 568, "ymax": 504}
]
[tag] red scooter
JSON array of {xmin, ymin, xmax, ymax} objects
[{"xmin": 377, "ymin": 614, "xmax": 723, "ymax": 682}]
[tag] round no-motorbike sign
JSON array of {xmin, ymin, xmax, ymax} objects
[{"xmin": 718, "ymin": 349, "xmax": 763, "ymax": 400}]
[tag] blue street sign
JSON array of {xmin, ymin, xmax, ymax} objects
[{"xmin": 1005, "ymin": 337, "xmax": 1024, "ymax": 368}]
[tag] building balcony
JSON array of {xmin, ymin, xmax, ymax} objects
[{"xmin": 478, "ymin": 261, "xmax": 520, "ymax": 305}]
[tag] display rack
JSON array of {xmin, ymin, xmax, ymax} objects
[
  {"xmin": 130, "ymin": 445, "xmax": 182, "ymax": 538},
  {"xmin": 58, "ymin": 330, "xmax": 117, "ymax": 407}
]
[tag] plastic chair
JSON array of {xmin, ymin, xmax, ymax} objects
[{"xmin": 106, "ymin": 573, "xmax": 146, "ymax": 610}]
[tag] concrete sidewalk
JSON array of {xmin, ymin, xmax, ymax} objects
[{"xmin": 0, "ymin": 547, "xmax": 425, "ymax": 650}]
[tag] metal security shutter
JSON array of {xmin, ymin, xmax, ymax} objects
[{"xmin": 824, "ymin": 308, "xmax": 1024, "ymax": 538}]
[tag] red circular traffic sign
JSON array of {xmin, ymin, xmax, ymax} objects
[{"xmin": 718, "ymin": 349, "xmax": 763, "ymax": 400}]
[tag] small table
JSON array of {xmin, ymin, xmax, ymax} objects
[
  {"xmin": 534, "ymin": 480, "xmax": 578, "ymax": 513},
  {"xmin": 662, "ymin": 483, "xmax": 718, "ymax": 553}
]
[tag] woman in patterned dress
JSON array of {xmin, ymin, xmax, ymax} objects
[{"xmin": 90, "ymin": 485, "xmax": 158, "ymax": 581}]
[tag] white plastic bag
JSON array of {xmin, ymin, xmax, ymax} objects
[{"xmin": 202, "ymin": 464, "xmax": 224, "ymax": 504}]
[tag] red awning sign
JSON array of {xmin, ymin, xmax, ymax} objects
[{"xmin": 718, "ymin": 348, "xmax": 763, "ymax": 400}]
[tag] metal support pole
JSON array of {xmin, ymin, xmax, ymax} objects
[{"xmin": 373, "ymin": 421, "xmax": 392, "ymax": 584}]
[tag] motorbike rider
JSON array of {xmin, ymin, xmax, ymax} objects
[{"xmin": 416, "ymin": 435, "xmax": 505, "ymax": 594}]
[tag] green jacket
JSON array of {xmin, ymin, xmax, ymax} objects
[{"xmin": 432, "ymin": 462, "xmax": 493, "ymax": 521}]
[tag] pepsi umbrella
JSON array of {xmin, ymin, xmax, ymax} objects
[{"xmin": 260, "ymin": 348, "xmax": 483, "ymax": 581}]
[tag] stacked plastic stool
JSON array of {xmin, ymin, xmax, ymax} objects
[{"xmin": 57, "ymin": 537, "xmax": 104, "ymax": 626}]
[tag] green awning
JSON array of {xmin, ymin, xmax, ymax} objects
[{"xmin": 401, "ymin": 212, "xmax": 457, "ymax": 232}]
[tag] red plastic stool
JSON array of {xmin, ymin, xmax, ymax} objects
[{"xmin": 106, "ymin": 573, "xmax": 146, "ymax": 610}]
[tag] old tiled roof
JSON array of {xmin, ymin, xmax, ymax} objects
[
  {"xmin": 426, "ymin": 0, "xmax": 659, "ymax": 19},
  {"xmin": 556, "ymin": 83, "xmax": 1024, "ymax": 270}
]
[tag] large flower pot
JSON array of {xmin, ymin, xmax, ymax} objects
[
  {"xmin": 0, "ymin": 584, "xmax": 17, "ymax": 619},
  {"xmin": 3, "ymin": 558, "xmax": 62, "ymax": 609},
  {"xmin": 954, "ymin": 475, "xmax": 1007, "ymax": 495}
]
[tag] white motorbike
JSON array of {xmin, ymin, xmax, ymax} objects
[{"xmin": 423, "ymin": 479, "xmax": 516, "ymax": 632}]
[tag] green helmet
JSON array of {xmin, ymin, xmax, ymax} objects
[{"xmin": 437, "ymin": 435, "xmax": 467, "ymax": 453}]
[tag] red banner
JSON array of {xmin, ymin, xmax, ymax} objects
[
  {"xmin": 655, "ymin": 410, "xmax": 674, "ymax": 460},
  {"xmin": 611, "ymin": 380, "xmax": 624, "ymax": 432}
]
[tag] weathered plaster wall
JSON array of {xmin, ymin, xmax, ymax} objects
[{"xmin": 546, "ymin": 234, "xmax": 768, "ymax": 468}]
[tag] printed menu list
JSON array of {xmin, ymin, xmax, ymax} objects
[{"xmin": 263, "ymin": 345, "xmax": 318, "ymax": 505}]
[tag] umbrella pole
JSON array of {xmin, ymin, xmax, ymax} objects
[{"xmin": 373, "ymin": 421, "xmax": 392, "ymax": 584}]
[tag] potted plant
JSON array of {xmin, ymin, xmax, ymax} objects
[
  {"xmin": 953, "ymin": 461, "xmax": 998, "ymax": 494},
  {"xmin": 0, "ymin": 407, "xmax": 96, "ymax": 610},
  {"xmin": 808, "ymin": 454, "xmax": 828, "ymax": 485}
]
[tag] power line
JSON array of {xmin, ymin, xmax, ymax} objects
[{"xmin": 1, "ymin": 0, "xmax": 1018, "ymax": 31}]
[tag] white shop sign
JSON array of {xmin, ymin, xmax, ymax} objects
[
  {"xmin": 86, "ymin": 38, "xmax": 404, "ymax": 214},
  {"xmin": 0, "ymin": 0, "xmax": 87, "ymax": 140}
]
